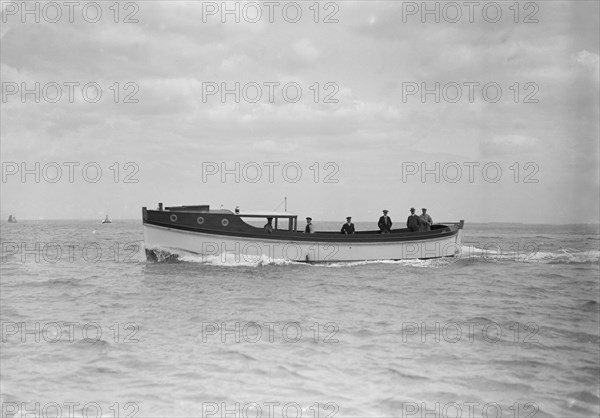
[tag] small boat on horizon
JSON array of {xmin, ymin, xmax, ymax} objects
[
  {"xmin": 142, "ymin": 203, "xmax": 464, "ymax": 262},
  {"xmin": 101, "ymin": 214, "xmax": 112, "ymax": 224},
  {"xmin": 8, "ymin": 214, "xmax": 17, "ymax": 223}
]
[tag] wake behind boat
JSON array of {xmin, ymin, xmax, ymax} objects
[{"xmin": 142, "ymin": 203, "xmax": 464, "ymax": 262}]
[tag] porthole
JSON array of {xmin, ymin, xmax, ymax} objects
[
  {"xmin": 170, "ymin": 214, "xmax": 178, "ymax": 222},
  {"xmin": 197, "ymin": 216, "xmax": 205, "ymax": 225},
  {"xmin": 221, "ymin": 218, "xmax": 229, "ymax": 227}
]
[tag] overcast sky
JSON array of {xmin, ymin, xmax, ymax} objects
[{"xmin": 1, "ymin": 0, "xmax": 599, "ymax": 224}]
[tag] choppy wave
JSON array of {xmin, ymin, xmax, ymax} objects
[
  {"xmin": 461, "ymin": 245, "xmax": 599, "ymax": 264},
  {"xmin": 2, "ymin": 221, "xmax": 599, "ymax": 417}
]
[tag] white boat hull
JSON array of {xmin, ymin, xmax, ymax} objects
[{"xmin": 143, "ymin": 223, "xmax": 464, "ymax": 263}]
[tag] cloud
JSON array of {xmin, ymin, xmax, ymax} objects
[
  {"xmin": 481, "ymin": 135, "xmax": 540, "ymax": 156},
  {"xmin": 576, "ymin": 50, "xmax": 600, "ymax": 74},
  {"xmin": 292, "ymin": 38, "xmax": 319, "ymax": 62},
  {"xmin": 1, "ymin": 1, "xmax": 598, "ymax": 223}
]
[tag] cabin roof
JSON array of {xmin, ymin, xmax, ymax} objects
[{"xmin": 237, "ymin": 211, "xmax": 297, "ymax": 218}]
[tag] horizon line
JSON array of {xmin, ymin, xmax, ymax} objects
[{"xmin": 2, "ymin": 219, "xmax": 600, "ymax": 227}]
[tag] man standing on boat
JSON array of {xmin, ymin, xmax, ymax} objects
[
  {"xmin": 341, "ymin": 217, "xmax": 355, "ymax": 234},
  {"xmin": 419, "ymin": 208, "xmax": 433, "ymax": 231},
  {"xmin": 264, "ymin": 217, "xmax": 274, "ymax": 233},
  {"xmin": 378, "ymin": 210, "xmax": 392, "ymax": 233},
  {"xmin": 406, "ymin": 208, "xmax": 420, "ymax": 232},
  {"xmin": 305, "ymin": 217, "xmax": 315, "ymax": 233}
]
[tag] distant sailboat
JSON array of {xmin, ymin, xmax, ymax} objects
[
  {"xmin": 101, "ymin": 214, "xmax": 112, "ymax": 224},
  {"xmin": 8, "ymin": 214, "xmax": 17, "ymax": 223}
]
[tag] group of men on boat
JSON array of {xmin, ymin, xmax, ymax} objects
[
  {"xmin": 341, "ymin": 208, "xmax": 433, "ymax": 234},
  {"xmin": 263, "ymin": 208, "xmax": 433, "ymax": 234}
]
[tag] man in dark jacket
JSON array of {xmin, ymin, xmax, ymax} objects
[
  {"xmin": 341, "ymin": 217, "xmax": 355, "ymax": 234},
  {"xmin": 304, "ymin": 217, "xmax": 315, "ymax": 233},
  {"xmin": 378, "ymin": 210, "xmax": 392, "ymax": 233},
  {"xmin": 406, "ymin": 208, "xmax": 420, "ymax": 232},
  {"xmin": 264, "ymin": 217, "xmax": 274, "ymax": 233}
]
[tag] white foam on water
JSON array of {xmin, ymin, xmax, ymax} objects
[
  {"xmin": 148, "ymin": 247, "xmax": 300, "ymax": 267},
  {"xmin": 463, "ymin": 244, "xmax": 600, "ymax": 264},
  {"xmin": 145, "ymin": 244, "xmax": 599, "ymax": 267},
  {"xmin": 524, "ymin": 248, "xmax": 600, "ymax": 264},
  {"xmin": 311, "ymin": 256, "xmax": 461, "ymax": 269},
  {"xmin": 187, "ymin": 252, "xmax": 300, "ymax": 267}
]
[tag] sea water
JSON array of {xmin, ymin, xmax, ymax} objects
[{"xmin": 1, "ymin": 221, "xmax": 598, "ymax": 417}]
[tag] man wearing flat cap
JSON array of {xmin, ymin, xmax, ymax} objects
[
  {"xmin": 378, "ymin": 209, "xmax": 392, "ymax": 234},
  {"xmin": 406, "ymin": 207, "xmax": 420, "ymax": 232},
  {"xmin": 304, "ymin": 217, "xmax": 315, "ymax": 233},
  {"xmin": 341, "ymin": 216, "xmax": 355, "ymax": 234},
  {"xmin": 419, "ymin": 208, "xmax": 433, "ymax": 231}
]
